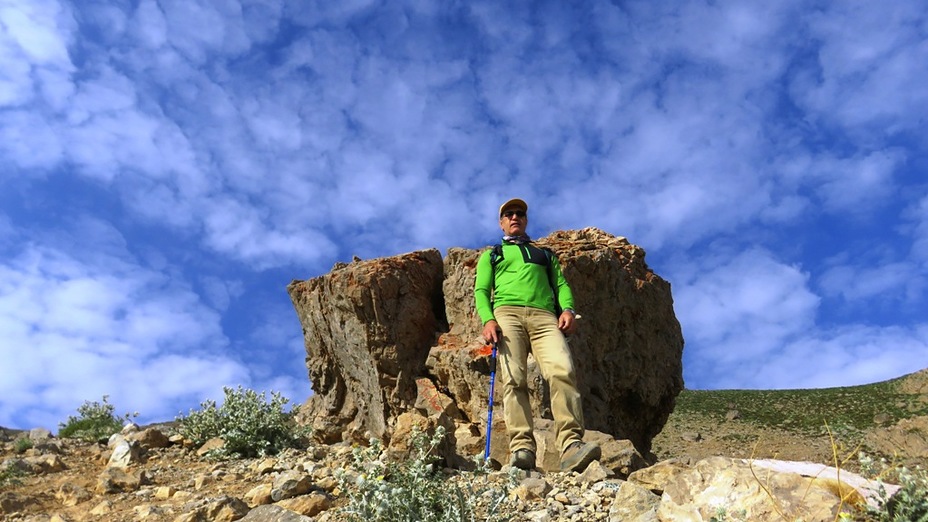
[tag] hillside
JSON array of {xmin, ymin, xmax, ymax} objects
[
  {"xmin": 652, "ymin": 368, "xmax": 928, "ymax": 471},
  {"xmin": 2, "ymin": 369, "xmax": 926, "ymax": 520}
]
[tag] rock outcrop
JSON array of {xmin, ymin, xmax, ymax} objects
[
  {"xmin": 288, "ymin": 228, "xmax": 684, "ymax": 459},
  {"xmin": 287, "ymin": 249, "xmax": 446, "ymax": 444}
]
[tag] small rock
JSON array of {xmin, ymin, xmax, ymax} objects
[
  {"xmin": 130, "ymin": 428, "xmax": 171, "ymax": 449},
  {"xmin": 108, "ymin": 440, "xmax": 142, "ymax": 468},
  {"xmin": 55, "ymin": 483, "xmax": 92, "ymax": 506},
  {"xmin": 240, "ymin": 505, "xmax": 315, "ymax": 521},
  {"xmin": 271, "ymin": 470, "xmax": 314, "ymax": 501},
  {"xmin": 0, "ymin": 492, "xmax": 27, "ymax": 514},
  {"xmin": 193, "ymin": 473, "xmax": 212, "ymax": 490},
  {"xmin": 681, "ymin": 432, "xmax": 702, "ymax": 442},
  {"xmin": 197, "ymin": 437, "xmax": 226, "ymax": 456},
  {"xmin": 513, "ymin": 476, "xmax": 552, "ymax": 501},
  {"xmin": 577, "ymin": 460, "xmax": 613, "ymax": 483},
  {"xmin": 277, "ymin": 491, "xmax": 332, "ymax": 516},
  {"xmin": 24, "ymin": 454, "xmax": 67, "ymax": 474},
  {"xmin": 96, "ymin": 468, "xmax": 150, "ymax": 494},
  {"xmin": 200, "ymin": 495, "xmax": 250, "ymax": 522},
  {"xmin": 254, "ymin": 457, "xmax": 278, "ymax": 475},
  {"xmin": 154, "ymin": 486, "xmax": 176, "ymax": 499},
  {"xmin": 244, "ymin": 484, "xmax": 273, "ymax": 507},
  {"xmin": 29, "ymin": 428, "xmax": 53, "ymax": 441},
  {"xmin": 89, "ymin": 500, "xmax": 113, "ymax": 515}
]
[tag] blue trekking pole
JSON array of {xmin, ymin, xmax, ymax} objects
[{"xmin": 484, "ymin": 341, "xmax": 498, "ymax": 461}]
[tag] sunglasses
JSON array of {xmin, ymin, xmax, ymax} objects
[{"xmin": 502, "ymin": 210, "xmax": 526, "ymax": 218}]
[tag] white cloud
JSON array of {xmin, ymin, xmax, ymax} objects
[
  {"xmin": 673, "ymin": 246, "xmax": 928, "ymax": 390},
  {"xmin": 130, "ymin": 0, "xmax": 168, "ymax": 50},
  {"xmin": 769, "ymin": 325, "xmax": 928, "ymax": 389},
  {"xmin": 791, "ymin": 2, "xmax": 928, "ymax": 141},
  {"xmin": 158, "ymin": 0, "xmax": 253, "ymax": 64},
  {"xmin": 776, "ymin": 150, "xmax": 906, "ymax": 215},
  {"xmin": 910, "ymin": 194, "xmax": 928, "ymax": 262},
  {"xmin": 0, "ymin": 0, "xmax": 73, "ymax": 65},
  {"xmin": 673, "ymin": 249, "xmax": 820, "ymax": 387},
  {"xmin": 676, "ymin": 249, "xmax": 819, "ymax": 346},
  {"xmin": 199, "ymin": 275, "xmax": 243, "ymax": 312},
  {"xmin": 819, "ymin": 261, "xmax": 925, "ymax": 304},
  {"xmin": 0, "ymin": 0, "xmax": 75, "ymax": 108},
  {"xmin": 0, "ymin": 110, "xmax": 65, "ymax": 171},
  {"xmin": 0, "ymin": 217, "xmax": 251, "ymax": 431}
]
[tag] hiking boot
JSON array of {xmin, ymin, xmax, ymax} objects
[
  {"xmin": 510, "ymin": 449, "xmax": 536, "ymax": 470},
  {"xmin": 560, "ymin": 441, "xmax": 601, "ymax": 472}
]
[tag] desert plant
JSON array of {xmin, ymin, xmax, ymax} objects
[
  {"xmin": 859, "ymin": 453, "xmax": 928, "ymax": 522},
  {"xmin": 12, "ymin": 437, "xmax": 33, "ymax": 454},
  {"xmin": 58, "ymin": 395, "xmax": 136, "ymax": 442},
  {"xmin": 0, "ymin": 462, "xmax": 26, "ymax": 489},
  {"xmin": 176, "ymin": 386, "xmax": 306, "ymax": 459},
  {"xmin": 335, "ymin": 425, "xmax": 513, "ymax": 522},
  {"xmin": 710, "ymin": 506, "xmax": 748, "ymax": 522}
]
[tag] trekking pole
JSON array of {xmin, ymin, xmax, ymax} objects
[{"xmin": 484, "ymin": 341, "xmax": 498, "ymax": 461}]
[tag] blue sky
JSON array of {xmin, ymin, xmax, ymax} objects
[{"xmin": 1, "ymin": 0, "xmax": 927, "ymax": 431}]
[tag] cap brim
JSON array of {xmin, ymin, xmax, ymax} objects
[{"xmin": 499, "ymin": 198, "xmax": 528, "ymax": 217}]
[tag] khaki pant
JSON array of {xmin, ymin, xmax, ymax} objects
[{"xmin": 494, "ymin": 305, "xmax": 584, "ymax": 455}]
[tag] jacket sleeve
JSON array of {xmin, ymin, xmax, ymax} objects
[
  {"xmin": 474, "ymin": 250, "xmax": 496, "ymax": 324},
  {"xmin": 551, "ymin": 254, "xmax": 575, "ymax": 312}
]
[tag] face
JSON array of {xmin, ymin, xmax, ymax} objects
[{"xmin": 499, "ymin": 208, "xmax": 528, "ymax": 235}]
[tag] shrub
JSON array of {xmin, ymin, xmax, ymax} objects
[
  {"xmin": 0, "ymin": 462, "xmax": 26, "ymax": 489},
  {"xmin": 58, "ymin": 395, "xmax": 135, "ymax": 442},
  {"xmin": 860, "ymin": 453, "xmax": 928, "ymax": 522},
  {"xmin": 710, "ymin": 506, "xmax": 748, "ymax": 522},
  {"xmin": 176, "ymin": 386, "xmax": 305, "ymax": 459},
  {"xmin": 335, "ymin": 425, "xmax": 513, "ymax": 522},
  {"xmin": 12, "ymin": 437, "xmax": 33, "ymax": 454}
]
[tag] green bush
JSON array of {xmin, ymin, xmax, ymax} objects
[
  {"xmin": 335, "ymin": 425, "xmax": 513, "ymax": 522},
  {"xmin": 58, "ymin": 395, "xmax": 135, "ymax": 442},
  {"xmin": 0, "ymin": 462, "xmax": 26, "ymax": 489},
  {"xmin": 13, "ymin": 437, "xmax": 33, "ymax": 454},
  {"xmin": 176, "ymin": 386, "xmax": 305, "ymax": 459},
  {"xmin": 860, "ymin": 453, "xmax": 928, "ymax": 521}
]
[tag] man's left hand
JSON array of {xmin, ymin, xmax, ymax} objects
[{"xmin": 558, "ymin": 311, "xmax": 578, "ymax": 335}]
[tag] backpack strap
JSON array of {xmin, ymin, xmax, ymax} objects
[
  {"xmin": 489, "ymin": 243, "xmax": 504, "ymax": 267},
  {"xmin": 487, "ymin": 244, "xmax": 503, "ymax": 306},
  {"xmin": 541, "ymin": 248, "xmax": 562, "ymax": 316}
]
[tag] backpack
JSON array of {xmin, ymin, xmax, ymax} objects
[{"xmin": 488, "ymin": 243, "xmax": 563, "ymax": 316}]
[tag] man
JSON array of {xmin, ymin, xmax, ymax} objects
[{"xmin": 474, "ymin": 198, "xmax": 601, "ymax": 472}]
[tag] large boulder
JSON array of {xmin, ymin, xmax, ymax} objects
[
  {"xmin": 287, "ymin": 249, "xmax": 446, "ymax": 443},
  {"xmin": 626, "ymin": 456, "xmax": 876, "ymax": 520},
  {"xmin": 288, "ymin": 228, "xmax": 684, "ymax": 455}
]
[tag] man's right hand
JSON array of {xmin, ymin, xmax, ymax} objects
[{"xmin": 483, "ymin": 320, "xmax": 500, "ymax": 344}]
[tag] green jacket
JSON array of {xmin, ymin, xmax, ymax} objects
[{"xmin": 474, "ymin": 242, "xmax": 574, "ymax": 325}]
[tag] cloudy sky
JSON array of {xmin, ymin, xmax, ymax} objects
[{"xmin": 2, "ymin": 0, "xmax": 927, "ymax": 431}]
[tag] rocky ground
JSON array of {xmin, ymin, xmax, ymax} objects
[
  {"xmin": 2, "ymin": 369, "xmax": 926, "ymax": 521},
  {"xmin": 1, "ymin": 419, "xmax": 920, "ymax": 522}
]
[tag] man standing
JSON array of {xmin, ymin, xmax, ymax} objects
[{"xmin": 474, "ymin": 198, "xmax": 601, "ymax": 472}]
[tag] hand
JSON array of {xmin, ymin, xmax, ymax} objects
[
  {"xmin": 483, "ymin": 320, "xmax": 500, "ymax": 344},
  {"xmin": 558, "ymin": 311, "xmax": 578, "ymax": 336}
]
